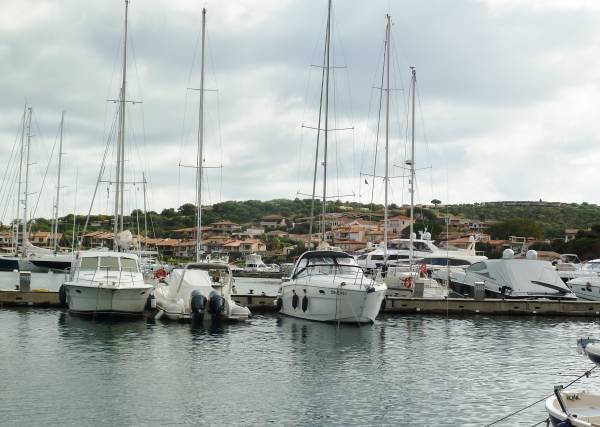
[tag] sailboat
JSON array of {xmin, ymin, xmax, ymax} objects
[
  {"xmin": 61, "ymin": 0, "xmax": 152, "ymax": 315},
  {"xmin": 152, "ymin": 8, "xmax": 250, "ymax": 322},
  {"xmin": 277, "ymin": 0, "xmax": 387, "ymax": 324}
]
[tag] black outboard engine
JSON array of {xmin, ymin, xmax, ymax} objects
[
  {"xmin": 190, "ymin": 290, "xmax": 208, "ymax": 322},
  {"xmin": 208, "ymin": 291, "xmax": 225, "ymax": 318}
]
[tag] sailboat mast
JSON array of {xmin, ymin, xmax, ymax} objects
[
  {"xmin": 22, "ymin": 107, "xmax": 32, "ymax": 256},
  {"xmin": 114, "ymin": 0, "xmax": 129, "ymax": 245},
  {"xmin": 409, "ymin": 67, "xmax": 416, "ymax": 262},
  {"xmin": 321, "ymin": 0, "xmax": 332, "ymax": 244},
  {"xmin": 142, "ymin": 172, "xmax": 148, "ymax": 246},
  {"xmin": 15, "ymin": 105, "xmax": 26, "ymax": 253},
  {"xmin": 383, "ymin": 15, "xmax": 390, "ymax": 262},
  {"xmin": 53, "ymin": 111, "xmax": 64, "ymax": 253},
  {"xmin": 196, "ymin": 8, "xmax": 206, "ymax": 263}
]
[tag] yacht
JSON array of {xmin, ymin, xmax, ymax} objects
[
  {"xmin": 383, "ymin": 259, "xmax": 448, "ymax": 298},
  {"xmin": 153, "ymin": 262, "xmax": 250, "ymax": 321},
  {"xmin": 438, "ymin": 249, "xmax": 576, "ymax": 300},
  {"xmin": 152, "ymin": 9, "xmax": 250, "ymax": 323},
  {"xmin": 566, "ymin": 274, "xmax": 600, "ymax": 301},
  {"xmin": 244, "ymin": 253, "xmax": 279, "ymax": 273},
  {"xmin": 357, "ymin": 236, "xmax": 487, "ymax": 273},
  {"xmin": 558, "ymin": 258, "xmax": 600, "ymax": 283},
  {"xmin": 546, "ymin": 339, "xmax": 600, "ymax": 426},
  {"xmin": 62, "ymin": 251, "xmax": 153, "ymax": 315},
  {"xmin": 277, "ymin": 248, "xmax": 387, "ymax": 323}
]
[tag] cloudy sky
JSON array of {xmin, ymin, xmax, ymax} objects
[{"xmin": 1, "ymin": 0, "xmax": 600, "ymax": 221}]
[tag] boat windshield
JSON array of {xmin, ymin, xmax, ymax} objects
[
  {"xmin": 121, "ymin": 258, "xmax": 138, "ymax": 272},
  {"xmin": 583, "ymin": 262, "xmax": 600, "ymax": 271},
  {"xmin": 295, "ymin": 255, "xmax": 361, "ymax": 277},
  {"xmin": 98, "ymin": 256, "xmax": 120, "ymax": 271},
  {"xmin": 80, "ymin": 257, "xmax": 98, "ymax": 270}
]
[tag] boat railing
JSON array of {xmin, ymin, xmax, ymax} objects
[{"xmin": 295, "ymin": 263, "xmax": 368, "ymax": 289}]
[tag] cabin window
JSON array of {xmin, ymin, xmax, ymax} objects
[
  {"xmin": 370, "ymin": 255, "xmax": 384, "ymax": 261},
  {"xmin": 80, "ymin": 257, "xmax": 98, "ymax": 270},
  {"xmin": 413, "ymin": 242, "xmax": 432, "ymax": 252},
  {"xmin": 98, "ymin": 257, "xmax": 120, "ymax": 271},
  {"xmin": 121, "ymin": 258, "xmax": 138, "ymax": 272},
  {"xmin": 357, "ymin": 254, "xmax": 367, "ymax": 260}
]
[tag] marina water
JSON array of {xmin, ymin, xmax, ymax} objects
[{"xmin": 2, "ymin": 279, "xmax": 600, "ymax": 426}]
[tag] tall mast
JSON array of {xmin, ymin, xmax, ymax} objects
[
  {"xmin": 15, "ymin": 105, "xmax": 26, "ymax": 253},
  {"xmin": 321, "ymin": 0, "xmax": 332, "ymax": 243},
  {"xmin": 142, "ymin": 172, "xmax": 148, "ymax": 247},
  {"xmin": 409, "ymin": 67, "xmax": 416, "ymax": 263},
  {"xmin": 114, "ymin": 0, "xmax": 129, "ymax": 246},
  {"xmin": 22, "ymin": 107, "xmax": 32, "ymax": 256},
  {"xmin": 196, "ymin": 8, "xmax": 206, "ymax": 263},
  {"xmin": 53, "ymin": 111, "xmax": 65, "ymax": 253},
  {"xmin": 383, "ymin": 15, "xmax": 390, "ymax": 262}
]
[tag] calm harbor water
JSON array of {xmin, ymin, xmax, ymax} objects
[{"xmin": 2, "ymin": 303, "xmax": 600, "ymax": 426}]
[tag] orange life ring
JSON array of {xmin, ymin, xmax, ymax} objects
[
  {"xmin": 403, "ymin": 277, "xmax": 413, "ymax": 289},
  {"xmin": 154, "ymin": 267, "xmax": 167, "ymax": 279}
]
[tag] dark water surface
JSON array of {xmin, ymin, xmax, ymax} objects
[{"xmin": 2, "ymin": 308, "xmax": 600, "ymax": 426}]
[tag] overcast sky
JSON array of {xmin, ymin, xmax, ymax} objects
[{"xmin": 1, "ymin": 0, "xmax": 600, "ymax": 221}]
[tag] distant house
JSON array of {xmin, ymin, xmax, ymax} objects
[
  {"xmin": 81, "ymin": 231, "xmax": 114, "ymax": 248},
  {"xmin": 260, "ymin": 215, "xmax": 286, "ymax": 229},
  {"xmin": 171, "ymin": 226, "xmax": 210, "ymax": 240},
  {"xmin": 388, "ymin": 215, "xmax": 413, "ymax": 236},
  {"xmin": 565, "ymin": 228, "xmax": 580, "ymax": 243},
  {"xmin": 210, "ymin": 220, "xmax": 241, "ymax": 234},
  {"xmin": 221, "ymin": 239, "xmax": 266, "ymax": 254},
  {"xmin": 233, "ymin": 227, "xmax": 265, "ymax": 239}
]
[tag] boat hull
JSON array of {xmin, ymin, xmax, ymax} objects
[
  {"xmin": 64, "ymin": 283, "xmax": 152, "ymax": 315},
  {"xmin": 279, "ymin": 282, "xmax": 386, "ymax": 323},
  {"xmin": 546, "ymin": 391, "xmax": 600, "ymax": 427}
]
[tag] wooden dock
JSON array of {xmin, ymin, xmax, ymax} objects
[{"xmin": 4, "ymin": 289, "xmax": 600, "ymax": 317}]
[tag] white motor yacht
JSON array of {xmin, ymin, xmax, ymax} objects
[
  {"xmin": 277, "ymin": 249, "xmax": 387, "ymax": 323},
  {"xmin": 61, "ymin": 251, "xmax": 153, "ymax": 315},
  {"xmin": 153, "ymin": 262, "xmax": 250, "ymax": 322},
  {"xmin": 567, "ymin": 275, "xmax": 600, "ymax": 301},
  {"xmin": 243, "ymin": 253, "xmax": 279, "ymax": 273},
  {"xmin": 558, "ymin": 258, "xmax": 600, "ymax": 283},
  {"xmin": 384, "ymin": 260, "xmax": 448, "ymax": 298},
  {"xmin": 438, "ymin": 249, "xmax": 576, "ymax": 300},
  {"xmin": 357, "ymin": 236, "xmax": 487, "ymax": 273}
]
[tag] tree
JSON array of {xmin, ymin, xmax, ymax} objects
[
  {"xmin": 178, "ymin": 203, "xmax": 196, "ymax": 216},
  {"xmin": 431, "ymin": 199, "xmax": 441, "ymax": 208}
]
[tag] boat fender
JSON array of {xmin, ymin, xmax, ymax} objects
[
  {"xmin": 190, "ymin": 291, "xmax": 207, "ymax": 321},
  {"xmin": 208, "ymin": 291, "xmax": 225, "ymax": 316},
  {"xmin": 58, "ymin": 284, "xmax": 67, "ymax": 307},
  {"xmin": 367, "ymin": 286, "xmax": 375, "ymax": 294},
  {"xmin": 292, "ymin": 291, "xmax": 299, "ymax": 309},
  {"xmin": 403, "ymin": 277, "xmax": 412, "ymax": 289},
  {"xmin": 381, "ymin": 298, "xmax": 386, "ymax": 311},
  {"xmin": 150, "ymin": 293, "xmax": 157, "ymax": 309},
  {"xmin": 554, "ymin": 421, "xmax": 572, "ymax": 427},
  {"xmin": 301, "ymin": 295, "xmax": 308, "ymax": 312},
  {"xmin": 276, "ymin": 296, "xmax": 283, "ymax": 311}
]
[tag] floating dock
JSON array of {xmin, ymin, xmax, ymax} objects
[{"xmin": 4, "ymin": 289, "xmax": 600, "ymax": 317}]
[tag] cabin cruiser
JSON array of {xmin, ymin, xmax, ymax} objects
[
  {"xmin": 437, "ymin": 249, "xmax": 576, "ymax": 300},
  {"xmin": 153, "ymin": 262, "xmax": 250, "ymax": 322},
  {"xmin": 244, "ymin": 253, "xmax": 279, "ymax": 273},
  {"xmin": 383, "ymin": 259, "xmax": 448, "ymax": 298},
  {"xmin": 558, "ymin": 259, "xmax": 600, "ymax": 283},
  {"xmin": 61, "ymin": 251, "xmax": 153, "ymax": 315},
  {"xmin": 546, "ymin": 338, "xmax": 600, "ymax": 426},
  {"xmin": 356, "ymin": 235, "xmax": 486, "ymax": 273},
  {"xmin": 566, "ymin": 274, "xmax": 600, "ymax": 301},
  {"xmin": 276, "ymin": 248, "xmax": 387, "ymax": 323}
]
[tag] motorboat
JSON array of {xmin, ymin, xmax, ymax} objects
[
  {"xmin": 356, "ymin": 235, "xmax": 487, "ymax": 273},
  {"xmin": 559, "ymin": 259, "xmax": 600, "ymax": 283},
  {"xmin": 243, "ymin": 253, "xmax": 279, "ymax": 273},
  {"xmin": 61, "ymin": 251, "xmax": 153, "ymax": 315},
  {"xmin": 153, "ymin": 262, "xmax": 250, "ymax": 321},
  {"xmin": 546, "ymin": 339, "xmax": 600, "ymax": 426},
  {"xmin": 277, "ymin": 249, "xmax": 387, "ymax": 323},
  {"xmin": 567, "ymin": 275, "xmax": 600, "ymax": 301},
  {"xmin": 438, "ymin": 249, "xmax": 576, "ymax": 300},
  {"xmin": 383, "ymin": 259, "xmax": 448, "ymax": 298},
  {"xmin": 18, "ymin": 242, "xmax": 73, "ymax": 272}
]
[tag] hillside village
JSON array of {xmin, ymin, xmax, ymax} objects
[{"xmin": 0, "ymin": 199, "xmax": 591, "ymax": 262}]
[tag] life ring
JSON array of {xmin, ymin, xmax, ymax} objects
[
  {"xmin": 403, "ymin": 277, "xmax": 412, "ymax": 289},
  {"xmin": 419, "ymin": 263, "xmax": 428, "ymax": 277},
  {"xmin": 154, "ymin": 267, "xmax": 167, "ymax": 279}
]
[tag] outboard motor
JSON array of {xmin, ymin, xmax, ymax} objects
[
  {"xmin": 208, "ymin": 291, "xmax": 225, "ymax": 317},
  {"xmin": 190, "ymin": 290, "xmax": 208, "ymax": 322}
]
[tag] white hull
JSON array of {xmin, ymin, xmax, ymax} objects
[
  {"xmin": 279, "ymin": 282, "xmax": 386, "ymax": 323},
  {"xmin": 546, "ymin": 391, "xmax": 600, "ymax": 426},
  {"xmin": 64, "ymin": 283, "xmax": 152, "ymax": 315}
]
